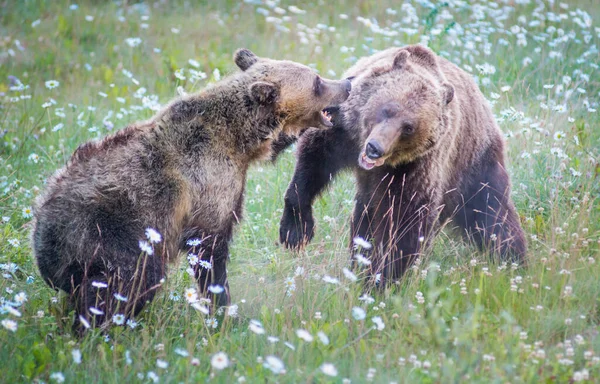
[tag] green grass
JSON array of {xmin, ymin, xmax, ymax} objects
[{"xmin": 1, "ymin": 0, "xmax": 599, "ymax": 382}]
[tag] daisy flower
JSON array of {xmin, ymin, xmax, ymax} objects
[
  {"xmin": 72, "ymin": 349, "xmax": 82, "ymax": 364},
  {"xmin": 112, "ymin": 314, "xmax": 125, "ymax": 325},
  {"xmin": 352, "ymin": 307, "xmax": 366, "ymax": 320},
  {"xmin": 211, "ymin": 352, "xmax": 229, "ymax": 370},
  {"xmin": 353, "ymin": 236, "xmax": 372, "ymax": 250},
  {"xmin": 14, "ymin": 292, "xmax": 27, "ymax": 304},
  {"xmin": 296, "ymin": 329, "xmax": 313, "ymax": 342},
  {"xmin": 354, "ymin": 254, "xmax": 371, "ymax": 266},
  {"xmin": 22, "ymin": 207, "xmax": 33, "ymax": 218},
  {"xmin": 45, "ymin": 80, "xmax": 60, "ymax": 89},
  {"xmin": 205, "ymin": 317, "xmax": 218, "ymax": 328},
  {"xmin": 187, "ymin": 253, "xmax": 199, "ymax": 266},
  {"xmin": 91, "ymin": 281, "xmax": 108, "ymax": 289},
  {"xmin": 145, "ymin": 228, "xmax": 162, "ymax": 243},
  {"xmin": 342, "ymin": 268, "xmax": 358, "ymax": 282},
  {"xmin": 49, "ymin": 372, "xmax": 65, "ymax": 383},
  {"xmin": 113, "ymin": 293, "xmax": 128, "ymax": 302},
  {"xmin": 317, "ymin": 331, "xmax": 330, "ymax": 345},
  {"xmin": 321, "ymin": 363, "xmax": 338, "ymax": 377},
  {"xmin": 184, "ymin": 288, "xmax": 198, "ymax": 303},
  {"xmin": 263, "ymin": 355, "xmax": 285, "ymax": 374},
  {"xmin": 139, "ymin": 240, "xmax": 154, "ymax": 255},
  {"xmin": 89, "ymin": 307, "xmax": 104, "ymax": 316},
  {"xmin": 186, "ymin": 238, "xmax": 202, "ymax": 247},
  {"xmin": 1, "ymin": 319, "xmax": 17, "ymax": 332},
  {"xmin": 208, "ymin": 285, "xmax": 224, "ymax": 294},
  {"xmin": 372, "ymin": 316, "xmax": 385, "ymax": 331},
  {"xmin": 249, "ymin": 319, "xmax": 265, "ymax": 334}
]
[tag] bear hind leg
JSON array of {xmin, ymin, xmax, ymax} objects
[
  {"xmin": 455, "ymin": 161, "xmax": 527, "ymax": 265},
  {"xmin": 72, "ymin": 253, "xmax": 164, "ymax": 335}
]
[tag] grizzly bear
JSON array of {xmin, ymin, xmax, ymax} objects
[
  {"xmin": 32, "ymin": 48, "xmax": 351, "ymax": 330},
  {"xmin": 279, "ymin": 45, "xmax": 526, "ymax": 285}
]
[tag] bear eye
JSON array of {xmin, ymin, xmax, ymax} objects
[
  {"xmin": 402, "ymin": 123, "xmax": 415, "ymax": 135},
  {"xmin": 313, "ymin": 76, "xmax": 323, "ymax": 96}
]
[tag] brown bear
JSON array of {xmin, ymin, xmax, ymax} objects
[
  {"xmin": 279, "ymin": 45, "xmax": 526, "ymax": 285},
  {"xmin": 32, "ymin": 48, "xmax": 351, "ymax": 331}
]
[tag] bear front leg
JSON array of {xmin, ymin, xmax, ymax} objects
[
  {"xmin": 280, "ymin": 124, "xmax": 360, "ymax": 248},
  {"xmin": 356, "ymin": 204, "xmax": 438, "ymax": 286},
  {"xmin": 352, "ymin": 172, "xmax": 442, "ymax": 286},
  {"xmin": 269, "ymin": 132, "xmax": 299, "ymax": 162},
  {"xmin": 454, "ymin": 159, "xmax": 527, "ymax": 265},
  {"xmin": 192, "ymin": 235, "xmax": 231, "ymax": 308},
  {"xmin": 382, "ymin": 207, "xmax": 438, "ymax": 285}
]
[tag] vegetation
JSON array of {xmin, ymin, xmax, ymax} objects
[{"xmin": 0, "ymin": 0, "xmax": 598, "ymax": 382}]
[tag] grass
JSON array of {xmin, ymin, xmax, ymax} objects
[{"xmin": 1, "ymin": 0, "xmax": 599, "ymax": 382}]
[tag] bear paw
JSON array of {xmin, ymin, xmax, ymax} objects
[{"xmin": 279, "ymin": 204, "xmax": 315, "ymax": 249}]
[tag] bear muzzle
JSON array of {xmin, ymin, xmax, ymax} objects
[
  {"xmin": 358, "ymin": 123, "xmax": 400, "ymax": 170},
  {"xmin": 359, "ymin": 140, "xmax": 387, "ymax": 170},
  {"xmin": 317, "ymin": 79, "xmax": 352, "ymax": 127}
]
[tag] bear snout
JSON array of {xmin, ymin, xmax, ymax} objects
[{"xmin": 323, "ymin": 78, "xmax": 352, "ymax": 106}]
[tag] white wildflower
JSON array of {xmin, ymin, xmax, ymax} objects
[
  {"xmin": 264, "ymin": 355, "xmax": 285, "ymax": 374},
  {"xmin": 145, "ymin": 228, "xmax": 162, "ymax": 243},
  {"xmin": 211, "ymin": 352, "xmax": 229, "ymax": 370},
  {"xmin": 321, "ymin": 363, "xmax": 338, "ymax": 377},
  {"xmin": 296, "ymin": 329, "xmax": 313, "ymax": 342},
  {"xmin": 352, "ymin": 307, "xmax": 366, "ymax": 320}
]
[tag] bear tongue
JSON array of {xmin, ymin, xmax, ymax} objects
[{"xmin": 359, "ymin": 152, "xmax": 385, "ymax": 170}]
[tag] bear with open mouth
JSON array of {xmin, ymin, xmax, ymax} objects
[
  {"xmin": 32, "ymin": 49, "xmax": 350, "ymax": 332},
  {"xmin": 279, "ymin": 45, "xmax": 526, "ymax": 285}
]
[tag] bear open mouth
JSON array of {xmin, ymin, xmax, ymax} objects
[
  {"xmin": 319, "ymin": 109, "xmax": 333, "ymax": 127},
  {"xmin": 358, "ymin": 152, "xmax": 385, "ymax": 170}
]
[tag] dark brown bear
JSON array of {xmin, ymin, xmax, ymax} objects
[
  {"xmin": 280, "ymin": 45, "xmax": 526, "ymax": 285},
  {"xmin": 32, "ymin": 49, "xmax": 350, "ymax": 331}
]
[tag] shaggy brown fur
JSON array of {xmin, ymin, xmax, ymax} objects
[
  {"xmin": 280, "ymin": 45, "xmax": 526, "ymax": 285},
  {"xmin": 32, "ymin": 49, "xmax": 351, "ymax": 332}
]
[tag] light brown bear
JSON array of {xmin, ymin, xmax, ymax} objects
[
  {"xmin": 32, "ymin": 49, "xmax": 351, "ymax": 331},
  {"xmin": 279, "ymin": 45, "xmax": 526, "ymax": 285}
]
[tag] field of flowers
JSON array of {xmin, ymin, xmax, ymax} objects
[{"xmin": 1, "ymin": 0, "xmax": 599, "ymax": 382}]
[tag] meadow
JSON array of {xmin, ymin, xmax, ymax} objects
[{"xmin": 1, "ymin": 0, "xmax": 599, "ymax": 382}]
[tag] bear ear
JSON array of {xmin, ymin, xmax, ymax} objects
[
  {"xmin": 393, "ymin": 50, "xmax": 411, "ymax": 70},
  {"xmin": 250, "ymin": 81, "xmax": 279, "ymax": 105},
  {"xmin": 234, "ymin": 48, "xmax": 259, "ymax": 71},
  {"xmin": 442, "ymin": 83, "xmax": 454, "ymax": 105},
  {"xmin": 407, "ymin": 45, "xmax": 438, "ymax": 68}
]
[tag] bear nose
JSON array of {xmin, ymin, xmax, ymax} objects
[
  {"xmin": 365, "ymin": 141, "xmax": 383, "ymax": 159},
  {"xmin": 342, "ymin": 79, "xmax": 352, "ymax": 94}
]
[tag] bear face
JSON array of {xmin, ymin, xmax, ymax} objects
[
  {"xmin": 234, "ymin": 48, "xmax": 351, "ymax": 135},
  {"xmin": 351, "ymin": 47, "xmax": 455, "ymax": 170}
]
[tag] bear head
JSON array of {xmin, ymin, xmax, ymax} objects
[
  {"xmin": 344, "ymin": 46, "xmax": 455, "ymax": 170},
  {"xmin": 234, "ymin": 48, "xmax": 351, "ymax": 134}
]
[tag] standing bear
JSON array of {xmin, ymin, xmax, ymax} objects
[
  {"xmin": 32, "ymin": 48, "xmax": 351, "ymax": 330},
  {"xmin": 280, "ymin": 45, "xmax": 526, "ymax": 285}
]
